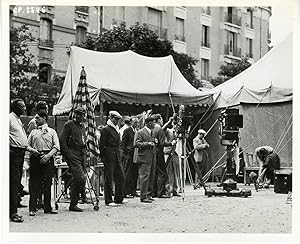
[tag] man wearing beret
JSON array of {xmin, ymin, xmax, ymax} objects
[
  {"xmin": 100, "ymin": 111, "xmax": 126, "ymax": 206},
  {"xmin": 59, "ymin": 107, "xmax": 87, "ymax": 212},
  {"xmin": 133, "ymin": 116, "xmax": 156, "ymax": 203}
]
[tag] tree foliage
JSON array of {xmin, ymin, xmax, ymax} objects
[
  {"xmin": 210, "ymin": 57, "xmax": 251, "ymax": 87},
  {"xmin": 10, "ymin": 25, "xmax": 64, "ymax": 115},
  {"xmin": 80, "ymin": 22, "xmax": 200, "ymax": 87}
]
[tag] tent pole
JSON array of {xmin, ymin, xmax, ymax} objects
[{"xmin": 99, "ymin": 93, "xmax": 104, "ymax": 125}]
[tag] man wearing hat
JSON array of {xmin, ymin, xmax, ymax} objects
[
  {"xmin": 193, "ymin": 129, "xmax": 209, "ymax": 185},
  {"xmin": 100, "ymin": 111, "xmax": 126, "ymax": 206},
  {"xmin": 59, "ymin": 106, "xmax": 87, "ymax": 212},
  {"xmin": 133, "ymin": 116, "xmax": 156, "ymax": 203}
]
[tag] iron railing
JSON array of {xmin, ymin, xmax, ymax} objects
[
  {"xmin": 201, "ymin": 40, "xmax": 210, "ymax": 48},
  {"xmin": 146, "ymin": 23, "xmax": 168, "ymax": 40},
  {"xmin": 224, "ymin": 44, "xmax": 241, "ymax": 57},
  {"xmin": 174, "ymin": 34, "xmax": 185, "ymax": 42},
  {"xmin": 246, "ymin": 52, "xmax": 253, "ymax": 58},
  {"xmin": 39, "ymin": 39, "xmax": 54, "ymax": 48},
  {"xmin": 224, "ymin": 13, "xmax": 242, "ymax": 26}
]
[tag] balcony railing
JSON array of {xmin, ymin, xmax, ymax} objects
[
  {"xmin": 246, "ymin": 22, "xmax": 254, "ymax": 29},
  {"xmin": 39, "ymin": 39, "xmax": 54, "ymax": 48},
  {"xmin": 146, "ymin": 24, "xmax": 168, "ymax": 40},
  {"xmin": 201, "ymin": 75, "xmax": 209, "ymax": 81},
  {"xmin": 224, "ymin": 13, "xmax": 242, "ymax": 26},
  {"xmin": 246, "ymin": 52, "xmax": 253, "ymax": 58},
  {"xmin": 224, "ymin": 44, "xmax": 241, "ymax": 57},
  {"xmin": 201, "ymin": 40, "xmax": 210, "ymax": 48},
  {"xmin": 75, "ymin": 6, "xmax": 89, "ymax": 14},
  {"xmin": 175, "ymin": 34, "xmax": 185, "ymax": 42},
  {"xmin": 201, "ymin": 7, "xmax": 211, "ymax": 15}
]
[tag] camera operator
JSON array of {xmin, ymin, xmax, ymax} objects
[
  {"xmin": 151, "ymin": 114, "xmax": 176, "ymax": 198},
  {"xmin": 193, "ymin": 129, "xmax": 209, "ymax": 186},
  {"xmin": 163, "ymin": 117, "xmax": 181, "ymax": 197}
]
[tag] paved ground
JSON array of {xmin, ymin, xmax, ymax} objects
[{"xmin": 9, "ymin": 183, "xmax": 292, "ymax": 234}]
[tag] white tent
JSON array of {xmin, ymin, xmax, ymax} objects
[
  {"xmin": 53, "ymin": 47, "xmax": 212, "ymax": 115},
  {"xmin": 202, "ymin": 33, "xmax": 293, "ymax": 109},
  {"xmin": 202, "ymin": 34, "xmax": 293, "ymax": 172}
]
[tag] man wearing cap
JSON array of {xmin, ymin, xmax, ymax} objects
[
  {"xmin": 193, "ymin": 129, "xmax": 209, "ymax": 185},
  {"xmin": 100, "ymin": 111, "xmax": 125, "ymax": 206},
  {"xmin": 121, "ymin": 117, "xmax": 140, "ymax": 198},
  {"xmin": 134, "ymin": 116, "xmax": 156, "ymax": 203},
  {"xmin": 59, "ymin": 107, "xmax": 87, "ymax": 212}
]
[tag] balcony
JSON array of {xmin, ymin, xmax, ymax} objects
[
  {"xmin": 75, "ymin": 6, "xmax": 89, "ymax": 14},
  {"xmin": 39, "ymin": 39, "xmax": 54, "ymax": 48},
  {"xmin": 146, "ymin": 24, "xmax": 168, "ymax": 40},
  {"xmin": 224, "ymin": 44, "xmax": 241, "ymax": 58},
  {"xmin": 201, "ymin": 40, "xmax": 210, "ymax": 48},
  {"xmin": 246, "ymin": 22, "xmax": 254, "ymax": 29},
  {"xmin": 246, "ymin": 52, "xmax": 253, "ymax": 58},
  {"xmin": 175, "ymin": 34, "xmax": 185, "ymax": 42},
  {"xmin": 224, "ymin": 14, "xmax": 241, "ymax": 26},
  {"xmin": 201, "ymin": 7, "xmax": 211, "ymax": 15}
]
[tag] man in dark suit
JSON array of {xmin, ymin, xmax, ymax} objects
[
  {"xmin": 100, "ymin": 111, "xmax": 126, "ymax": 206},
  {"xmin": 134, "ymin": 117, "xmax": 156, "ymax": 203},
  {"xmin": 121, "ymin": 117, "xmax": 139, "ymax": 198}
]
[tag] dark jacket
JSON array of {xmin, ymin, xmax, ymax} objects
[
  {"xmin": 59, "ymin": 120, "xmax": 86, "ymax": 160},
  {"xmin": 99, "ymin": 124, "xmax": 121, "ymax": 163},
  {"xmin": 121, "ymin": 126, "xmax": 135, "ymax": 156}
]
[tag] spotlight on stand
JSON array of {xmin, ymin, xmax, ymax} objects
[{"xmin": 205, "ymin": 109, "xmax": 251, "ymax": 198}]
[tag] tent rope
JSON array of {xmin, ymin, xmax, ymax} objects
[
  {"xmin": 274, "ymin": 114, "xmax": 293, "ymax": 151},
  {"xmin": 168, "ymin": 93, "xmax": 176, "ymax": 114},
  {"xmin": 190, "ymin": 92, "xmax": 221, "ymax": 135},
  {"xmin": 277, "ymin": 136, "xmax": 293, "ymax": 154}
]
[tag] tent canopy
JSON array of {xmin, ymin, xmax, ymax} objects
[
  {"xmin": 202, "ymin": 34, "xmax": 293, "ymax": 109},
  {"xmin": 53, "ymin": 47, "xmax": 212, "ymax": 115}
]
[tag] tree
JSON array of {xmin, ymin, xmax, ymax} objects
[
  {"xmin": 210, "ymin": 57, "xmax": 251, "ymax": 87},
  {"xmin": 80, "ymin": 22, "xmax": 200, "ymax": 87},
  {"xmin": 10, "ymin": 24, "xmax": 64, "ymax": 115}
]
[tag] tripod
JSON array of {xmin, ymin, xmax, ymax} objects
[
  {"xmin": 177, "ymin": 137, "xmax": 207, "ymax": 201},
  {"xmin": 54, "ymin": 163, "xmax": 101, "ymax": 211}
]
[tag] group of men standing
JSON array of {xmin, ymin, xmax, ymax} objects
[{"xmin": 100, "ymin": 111, "xmax": 181, "ymax": 205}]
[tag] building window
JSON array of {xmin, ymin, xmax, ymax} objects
[
  {"xmin": 147, "ymin": 8, "xmax": 167, "ymax": 39},
  {"xmin": 246, "ymin": 9, "xmax": 254, "ymax": 28},
  {"xmin": 225, "ymin": 31, "xmax": 241, "ymax": 57},
  {"xmin": 202, "ymin": 25, "xmax": 210, "ymax": 48},
  {"xmin": 39, "ymin": 63, "xmax": 52, "ymax": 83},
  {"xmin": 175, "ymin": 17, "xmax": 185, "ymax": 42},
  {"xmin": 246, "ymin": 38, "xmax": 253, "ymax": 58},
  {"xmin": 39, "ymin": 18, "xmax": 53, "ymax": 48},
  {"xmin": 76, "ymin": 26, "xmax": 87, "ymax": 45},
  {"xmin": 201, "ymin": 7, "xmax": 211, "ymax": 15},
  {"xmin": 116, "ymin": 6, "xmax": 125, "ymax": 20},
  {"xmin": 225, "ymin": 7, "xmax": 241, "ymax": 26},
  {"xmin": 201, "ymin": 59, "xmax": 209, "ymax": 80},
  {"xmin": 75, "ymin": 6, "xmax": 89, "ymax": 14}
]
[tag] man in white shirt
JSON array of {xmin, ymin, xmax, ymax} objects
[{"xmin": 9, "ymin": 99, "xmax": 39, "ymax": 222}]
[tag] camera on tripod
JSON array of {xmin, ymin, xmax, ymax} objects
[
  {"xmin": 218, "ymin": 109, "xmax": 243, "ymax": 146},
  {"xmin": 174, "ymin": 105, "xmax": 193, "ymax": 137}
]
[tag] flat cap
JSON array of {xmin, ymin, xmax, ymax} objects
[
  {"xmin": 109, "ymin": 110, "xmax": 122, "ymax": 119},
  {"xmin": 74, "ymin": 107, "xmax": 86, "ymax": 114},
  {"xmin": 151, "ymin": 114, "xmax": 162, "ymax": 120},
  {"xmin": 145, "ymin": 117, "xmax": 155, "ymax": 123},
  {"xmin": 198, "ymin": 129, "xmax": 207, "ymax": 135}
]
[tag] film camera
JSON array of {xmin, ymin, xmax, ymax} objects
[
  {"xmin": 218, "ymin": 109, "xmax": 243, "ymax": 146},
  {"xmin": 173, "ymin": 105, "xmax": 193, "ymax": 137}
]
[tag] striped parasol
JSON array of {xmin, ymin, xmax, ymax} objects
[{"xmin": 69, "ymin": 66, "xmax": 100, "ymax": 163}]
